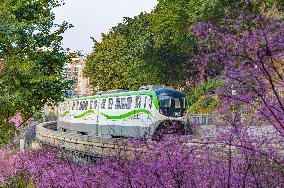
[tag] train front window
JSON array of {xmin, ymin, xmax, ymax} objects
[
  {"xmin": 157, "ymin": 90, "xmax": 186, "ymax": 117},
  {"xmin": 159, "ymin": 96, "xmax": 171, "ymax": 107},
  {"xmin": 174, "ymin": 98, "xmax": 181, "ymax": 108}
]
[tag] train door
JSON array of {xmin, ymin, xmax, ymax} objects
[
  {"xmin": 134, "ymin": 95, "xmax": 141, "ymax": 126},
  {"xmin": 143, "ymin": 96, "xmax": 148, "ymax": 121},
  {"xmin": 95, "ymin": 98, "xmax": 100, "ymax": 136}
]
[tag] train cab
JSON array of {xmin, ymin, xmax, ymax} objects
[{"xmin": 155, "ymin": 88, "xmax": 187, "ymax": 118}]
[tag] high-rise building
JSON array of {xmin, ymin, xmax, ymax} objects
[{"xmin": 63, "ymin": 57, "xmax": 93, "ymax": 97}]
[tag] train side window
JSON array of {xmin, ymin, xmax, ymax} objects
[
  {"xmin": 144, "ymin": 96, "xmax": 147, "ymax": 108},
  {"xmin": 127, "ymin": 97, "xmax": 132, "ymax": 109},
  {"xmin": 93, "ymin": 100, "xmax": 97, "ymax": 109},
  {"xmin": 108, "ymin": 98, "xmax": 113, "ymax": 109},
  {"xmin": 121, "ymin": 98, "xmax": 127, "ymax": 109},
  {"xmin": 85, "ymin": 101, "xmax": 89, "ymax": 110},
  {"xmin": 80, "ymin": 101, "xmax": 83, "ymax": 110},
  {"xmin": 83, "ymin": 101, "xmax": 86, "ymax": 110},
  {"xmin": 101, "ymin": 99, "xmax": 106, "ymax": 109},
  {"xmin": 72, "ymin": 102, "xmax": 75, "ymax": 110},
  {"xmin": 76, "ymin": 101, "xmax": 79, "ymax": 110},
  {"xmin": 115, "ymin": 98, "xmax": 121, "ymax": 109},
  {"xmin": 149, "ymin": 96, "xmax": 153, "ymax": 109},
  {"xmin": 90, "ymin": 100, "xmax": 93, "ymax": 109},
  {"xmin": 135, "ymin": 96, "xmax": 141, "ymax": 108}
]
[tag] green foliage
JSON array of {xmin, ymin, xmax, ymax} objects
[
  {"xmin": 33, "ymin": 111, "xmax": 57, "ymax": 123},
  {"xmin": 187, "ymin": 79, "xmax": 223, "ymax": 113},
  {"xmin": 85, "ymin": 13, "xmax": 173, "ymax": 91},
  {"xmin": 85, "ymin": 12, "xmax": 195, "ymax": 91},
  {"xmin": 0, "ymin": 0, "xmax": 71, "ymax": 144},
  {"xmin": 0, "ymin": 123, "xmax": 16, "ymax": 146},
  {"xmin": 4, "ymin": 172, "xmax": 32, "ymax": 188}
]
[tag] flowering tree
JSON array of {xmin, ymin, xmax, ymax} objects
[
  {"xmin": 192, "ymin": 11, "xmax": 284, "ymax": 136},
  {"xmin": 9, "ymin": 113, "xmax": 37, "ymax": 129},
  {"xmin": 0, "ymin": 137, "xmax": 282, "ymax": 187}
]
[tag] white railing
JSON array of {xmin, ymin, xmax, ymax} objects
[{"xmin": 187, "ymin": 114, "xmax": 216, "ymax": 125}]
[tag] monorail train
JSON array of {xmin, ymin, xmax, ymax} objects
[{"xmin": 57, "ymin": 85, "xmax": 189, "ymax": 139}]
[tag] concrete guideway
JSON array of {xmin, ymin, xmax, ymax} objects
[
  {"xmin": 29, "ymin": 114, "xmax": 217, "ymax": 156},
  {"xmin": 34, "ymin": 121, "xmax": 208, "ymax": 157},
  {"xmin": 35, "ymin": 121, "xmax": 147, "ymax": 157}
]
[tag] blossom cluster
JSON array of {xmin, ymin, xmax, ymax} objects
[
  {"xmin": 9, "ymin": 112, "xmax": 37, "ymax": 130},
  {"xmin": 192, "ymin": 11, "xmax": 284, "ymax": 136}
]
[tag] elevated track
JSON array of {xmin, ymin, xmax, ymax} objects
[
  {"xmin": 35, "ymin": 121, "xmax": 147, "ymax": 157},
  {"xmin": 31, "ymin": 119, "xmax": 283, "ymax": 159},
  {"xmin": 25, "ymin": 115, "xmax": 216, "ymax": 156}
]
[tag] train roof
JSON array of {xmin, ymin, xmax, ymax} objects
[
  {"xmin": 66, "ymin": 90, "xmax": 156, "ymax": 102},
  {"xmin": 64, "ymin": 85, "xmax": 181, "ymax": 102}
]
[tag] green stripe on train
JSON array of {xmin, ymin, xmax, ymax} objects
[
  {"xmin": 100, "ymin": 109, "xmax": 152, "ymax": 120},
  {"xmin": 74, "ymin": 110, "xmax": 96, "ymax": 119},
  {"xmin": 61, "ymin": 111, "xmax": 70, "ymax": 117}
]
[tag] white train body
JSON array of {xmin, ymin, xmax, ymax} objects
[{"xmin": 57, "ymin": 86, "xmax": 188, "ymax": 138}]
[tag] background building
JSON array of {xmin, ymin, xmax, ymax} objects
[{"xmin": 63, "ymin": 56, "xmax": 93, "ymax": 97}]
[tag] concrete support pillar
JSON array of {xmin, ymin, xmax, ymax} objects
[{"xmin": 20, "ymin": 139, "xmax": 26, "ymax": 151}]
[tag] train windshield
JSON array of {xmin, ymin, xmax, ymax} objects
[{"xmin": 156, "ymin": 89, "xmax": 186, "ymax": 117}]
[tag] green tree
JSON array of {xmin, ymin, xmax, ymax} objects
[
  {"xmin": 0, "ymin": 0, "xmax": 72, "ymax": 144},
  {"xmin": 85, "ymin": 13, "xmax": 170, "ymax": 91},
  {"xmin": 86, "ymin": 33, "xmax": 131, "ymax": 90},
  {"xmin": 85, "ymin": 0, "xmax": 284, "ymax": 92}
]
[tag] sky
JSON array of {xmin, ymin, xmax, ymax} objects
[{"xmin": 54, "ymin": 0, "xmax": 158, "ymax": 55}]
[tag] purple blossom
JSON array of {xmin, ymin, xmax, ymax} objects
[
  {"xmin": 0, "ymin": 133, "xmax": 282, "ymax": 187},
  {"xmin": 192, "ymin": 12, "xmax": 284, "ymax": 136}
]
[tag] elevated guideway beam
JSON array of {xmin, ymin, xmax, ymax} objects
[{"xmin": 35, "ymin": 121, "xmax": 144, "ymax": 156}]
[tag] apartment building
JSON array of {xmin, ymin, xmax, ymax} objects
[{"xmin": 63, "ymin": 57, "xmax": 93, "ymax": 97}]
